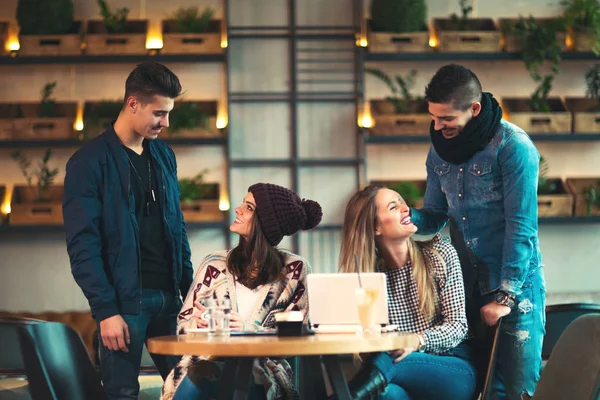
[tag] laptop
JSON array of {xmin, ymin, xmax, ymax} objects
[{"xmin": 306, "ymin": 273, "xmax": 392, "ymax": 333}]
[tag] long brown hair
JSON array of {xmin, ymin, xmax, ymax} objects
[
  {"xmin": 227, "ymin": 214, "xmax": 286, "ymax": 289},
  {"xmin": 339, "ymin": 185, "xmax": 443, "ymax": 321}
]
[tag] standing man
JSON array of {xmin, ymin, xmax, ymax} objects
[
  {"xmin": 411, "ymin": 64, "xmax": 546, "ymax": 399},
  {"xmin": 63, "ymin": 62, "xmax": 194, "ymax": 399}
]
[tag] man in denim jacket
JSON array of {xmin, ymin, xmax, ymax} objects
[{"xmin": 411, "ymin": 64, "xmax": 546, "ymax": 399}]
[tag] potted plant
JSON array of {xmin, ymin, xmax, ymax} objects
[
  {"xmin": 537, "ymin": 156, "xmax": 573, "ymax": 217},
  {"xmin": 162, "ymin": 7, "xmax": 222, "ymax": 55},
  {"xmin": 371, "ymin": 180, "xmax": 426, "ymax": 208},
  {"xmin": 365, "ymin": 68, "xmax": 429, "ymax": 135},
  {"xmin": 9, "ymin": 148, "xmax": 63, "ymax": 225},
  {"xmin": 85, "ymin": 0, "xmax": 147, "ymax": 56},
  {"xmin": 499, "ymin": 15, "xmax": 567, "ymax": 53},
  {"xmin": 178, "ymin": 170, "xmax": 223, "ymax": 222},
  {"xmin": 10, "ymin": 82, "xmax": 77, "ymax": 140},
  {"xmin": 565, "ymin": 64, "xmax": 600, "ymax": 133},
  {"xmin": 566, "ymin": 178, "xmax": 600, "ymax": 216},
  {"xmin": 164, "ymin": 101, "xmax": 219, "ymax": 138},
  {"xmin": 367, "ymin": 0, "xmax": 430, "ymax": 53},
  {"xmin": 561, "ymin": 0, "xmax": 600, "ymax": 54},
  {"xmin": 433, "ymin": 0, "xmax": 501, "ymax": 52},
  {"xmin": 82, "ymin": 100, "xmax": 123, "ymax": 140},
  {"xmin": 16, "ymin": 0, "xmax": 82, "ymax": 56}
]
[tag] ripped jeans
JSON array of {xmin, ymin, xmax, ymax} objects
[{"xmin": 469, "ymin": 269, "xmax": 546, "ymax": 399}]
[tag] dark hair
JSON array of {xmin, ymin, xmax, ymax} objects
[
  {"xmin": 424, "ymin": 64, "xmax": 482, "ymax": 111},
  {"xmin": 124, "ymin": 62, "xmax": 182, "ymax": 104},
  {"xmin": 227, "ymin": 215, "xmax": 286, "ymax": 289}
]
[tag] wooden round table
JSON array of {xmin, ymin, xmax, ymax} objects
[{"xmin": 148, "ymin": 332, "xmax": 412, "ymax": 400}]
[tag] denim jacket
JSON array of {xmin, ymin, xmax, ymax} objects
[{"xmin": 411, "ymin": 120, "xmax": 542, "ymax": 297}]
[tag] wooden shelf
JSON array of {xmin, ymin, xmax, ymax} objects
[
  {"xmin": 0, "ymin": 137, "xmax": 227, "ymax": 149},
  {"xmin": 363, "ymin": 51, "xmax": 600, "ymax": 62},
  {"xmin": 538, "ymin": 216, "xmax": 600, "ymax": 224},
  {"xmin": 0, "ymin": 54, "xmax": 226, "ymax": 65},
  {"xmin": 364, "ymin": 134, "xmax": 600, "ymax": 144},
  {"xmin": 0, "ymin": 220, "xmax": 227, "ymax": 235}
]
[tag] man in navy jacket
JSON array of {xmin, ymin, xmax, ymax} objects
[{"xmin": 63, "ymin": 62, "xmax": 194, "ymax": 399}]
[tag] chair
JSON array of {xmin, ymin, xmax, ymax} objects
[
  {"xmin": 0, "ymin": 316, "xmax": 43, "ymax": 377},
  {"xmin": 533, "ymin": 314, "xmax": 600, "ymax": 400},
  {"xmin": 542, "ymin": 303, "xmax": 600, "ymax": 361},
  {"xmin": 17, "ymin": 321, "xmax": 105, "ymax": 400}
]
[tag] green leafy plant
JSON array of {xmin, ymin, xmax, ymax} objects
[
  {"xmin": 538, "ymin": 156, "xmax": 558, "ymax": 194},
  {"xmin": 450, "ymin": 0, "xmax": 474, "ymax": 30},
  {"xmin": 387, "ymin": 182, "xmax": 424, "ymax": 207},
  {"xmin": 370, "ymin": 0, "xmax": 427, "ymax": 33},
  {"xmin": 169, "ymin": 102, "xmax": 210, "ymax": 135},
  {"xmin": 16, "ymin": 0, "xmax": 74, "ymax": 35},
  {"xmin": 584, "ymin": 182, "xmax": 600, "ymax": 215},
  {"xmin": 97, "ymin": 0, "xmax": 129, "ymax": 33},
  {"xmin": 365, "ymin": 68, "xmax": 420, "ymax": 114},
  {"xmin": 509, "ymin": 16, "xmax": 564, "ymax": 112},
  {"xmin": 561, "ymin": 0, "xmax": 600, "ymax": 54},
  {"xmin": 38, "ymin": 81, "xmax": 57, "ymax": 118},
  {"xmin": 585, "ymin": 64, "xmax": 600, "ymax": 106},
  {"xmin": 10, "ymin": 148, "xmax": 59, "ymax": 203},
  {"xmin": 179, "ymin": 169, "xmax": 213, "ymax": 204},
  {"xmin": 172, "ymin": 6, "xmax": 215, "ymax": 33}
]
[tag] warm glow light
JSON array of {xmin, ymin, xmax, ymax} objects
[
  {"xmin": 220, "ymin": 38, "xmax": 228, "ymax": 48},
  {"xmin": 220, "ymin": 20, "xmax": 228, "ymax": 48},
  {"xmin": 2, "ymin": 187, "xmax": 12, "ymax": 215},
  {"xmin": 359, "ymin": 37, "xmax": 368, "ymax": 47},
  {"xmin": 358, "ymin": 101, "xmax": 374, "ymax": 128},
  {"xmin": 216, "ymin": 115, "xmax": 227, "ymax": 129},
  {"xmin": 75, "ymin": 120, "xmax": 84, "ymax": 131},
  {"xmin": 146, "ymin": 21, "xmax": 163, "ymax": 50},
  {"xmin": 219, "ymin": 199, "xmax": 230, "ymax": 212},
  {"xmin": 74, "ymin": 102, "xmax": 84, "ymax": 131},
  {"xmin": 146, "ymin": 37, "xmax": 163, "ymax": 50},
  {"xmin": 566, "ymin": 31, "xmax": 574, "ymax": 50},
  {"xmin": 429, "ymin": 36, "xmax": 438, "ymax": 48},
  {"xmin": 8, "ymin": 39, "xmax": 20, "ymax": 52}
]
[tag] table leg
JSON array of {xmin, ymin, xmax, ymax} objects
[
  {"xmin": 322, "ymin": 355, "xmax": 352, "ymax": 400},
  {"xmin": 233, "ymin": 357, "xmax": 254, "ymax": 400},
  {"xmin": 299, "ymin": 356, "xmax": 327, "ymax": 400},
  {"xmin": 216, "ymin": 358, "xmax": 240, "ymax": 400}
]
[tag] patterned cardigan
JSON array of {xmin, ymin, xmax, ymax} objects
[{"xmin": 161, "ymin": 250, "xmax": 311, "ymax": 400}]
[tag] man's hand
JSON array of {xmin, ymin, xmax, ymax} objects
[
  {"xmin": 480, "ymin": 301, "xmax": 511, "ymax": 326},
  {"xmin": 99, "ymin": 315, "xmax": 130, "ymax": 352}
]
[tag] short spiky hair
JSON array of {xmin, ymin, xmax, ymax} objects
[
  {"xmin": 425, "ymin": 64, "xmax": 482, "ymax": 111},
  {"xmin": 124, "ymin": 62, "xmax": 182, "ymax": 103}
]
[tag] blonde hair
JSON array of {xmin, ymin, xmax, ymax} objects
[{"xmin": 339, "ymin": 185, "xmax": 443, "ymax": 321}]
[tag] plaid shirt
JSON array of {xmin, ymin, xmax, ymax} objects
[{"xmin": 377, "ymin": 234, "xmax": 468, "ymax": 354}]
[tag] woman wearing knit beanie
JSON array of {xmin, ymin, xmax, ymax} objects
[{"xmin": 162, "ymin": 183, "xmax": 322, "ymax": 400}]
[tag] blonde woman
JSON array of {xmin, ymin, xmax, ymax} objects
[{"xmin": 339, "ymin": 184, "xmax": 477, "ymax": 400}]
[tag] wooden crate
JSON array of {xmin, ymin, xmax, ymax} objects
[
  {"xmin": 11, "ymin": 103, "xmax": 76, "ymax": 140},
  {"xmin": 164, "ymin": 101, "xmax": 220, "ymax": 138},
  {"xmin": 18, "ymin": 21, "xmax": 83, "ymax": 56},
  {"xmin": 161, "ymin": 20, "xmax": 222, "ymax": 55},
  {"xmin": 0, "ymin": 103, "xmax": 20, "ymax": 139},
  {"xmin": 538, "ymin": 179, "xmax": 573, "ymax": 217},
  {"xmin": 433, "ymin": 18, "xmax": 501, "ymax": 52},
  {"xmin": 566, "ymin": 178, "xmax": 600, "ymax": 216},
  {"xmin": 370, "ymin": 179, "xmax": 426, "ymax": 208},
  {"xmin": 10, "ymin": 185, "xmax": 64, "ymax": 225},
  {"xmin": 369, "ymin": 100, "xmax": 430, "ymax": 136},
  {"xmin": 367, "ymin": 20, "xmax": 431, "ymax": 53},
  {"xmin": 0, "ymin": 22, "xmax": 7, "ymax": 55},
  {"xmin": 180, "ymin": 183, "xmax": 224, "ymax": 222},
  {"xmin": 498, "ymin": 18, "xmax": 567, "ymax": 52},
  {"xmin": 573, "ymin": 30, "xmax": 596, "ymax": 52},
  {"xmin": 502, "ymin": 98, "xmax": 571, "ymax": 134},
  {"xmin": 564, "ymin": 98, "xmax": 600, "ymax": 134},
  {"xmin": 82, "ymin": 101, "xmax": 122, "ymax": 139},
  {"xmin": 85, "ymin": 20, "xmax": 148, "ymax": 56},
  {"xmin": 0, "ymin": 185, "xmax": 6, "ymax": 222}
]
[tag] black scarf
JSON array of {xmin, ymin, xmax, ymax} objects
[{"xmin": 430, "ymin": 92, "xmax": 502, "ymax": 165}]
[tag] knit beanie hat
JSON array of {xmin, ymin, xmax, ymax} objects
[{"xmin": 248, "ymin": 183, "xmax": 323, "ymax": 246}]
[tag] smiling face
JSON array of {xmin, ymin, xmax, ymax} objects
[
  {"xmin": 374, "ymin": 188, "xmax": 418, "ymax": 240},
  {"xmin": 127, "ymin": 94, "xmax": 174, "ymax": 140},
  {"xmin": 230, "ymin": 192, "xmax": 256, "ymax": 240},
  {"xmin": 428, "ymin": 100, "xmax": 481, "ymax": 139}
]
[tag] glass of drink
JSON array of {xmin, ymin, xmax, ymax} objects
[
  {"xmin": 355, "ymin": 287, "xmax": 380, "ymax": 335},
  {"xmin": 207, "ymin": 297, "xmax": 231, "ymax": 337}
]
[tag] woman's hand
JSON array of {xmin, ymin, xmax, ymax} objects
[
  {"xmin": 193, "ymin": 298, "xmax": 209, "ymax": 329},
  {"xmin": 388, "ymin": 334, "xmax": 422, "ymax": 363},
  {"xmin": 228, "ymin": 311, "xmax": 246, "ymax": 331}
]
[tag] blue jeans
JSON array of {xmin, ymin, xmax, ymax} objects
[
  {"xmin": 370, "ymin": 350, "xmax": 477, "ymax": 400},
  {"xmin": 173, "ymin": 368, "xmax": 266, "ymax": 400},
  {"xmin": 99, "ymin": 289, "xmax": 182, "ymax": 400},
  {"xmin": 488, "ymin": 270, "xmax": 546, "ymax": 399}
]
